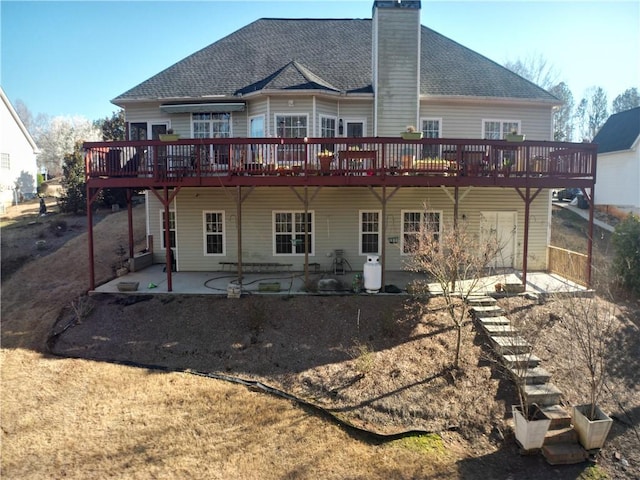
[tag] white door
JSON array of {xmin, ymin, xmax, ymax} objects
[{"xmin": 480, "ymin": 211, "xmax": 517, "ymax": 268}]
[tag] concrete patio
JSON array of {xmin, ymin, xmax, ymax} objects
[{"xmin": 93, "ymin": 264, "xmax": 588, "ymax": 297}]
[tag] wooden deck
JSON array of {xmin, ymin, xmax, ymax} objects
[{"xmin": 84, "ymin": 137, "xmax": 597, "ymax": 190}]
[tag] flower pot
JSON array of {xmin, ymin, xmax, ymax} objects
[
  {"xmin": 573, "ymin": 404, "xmax": 613, "ymax": 450},
  {"xmin": 503, "ymin": 283, "xmax": 525, "ymax": 294},
  {"xmin": 159, "ymin": 134, "xmax": 180, "ymax": 141},
  {"xmin": 319, "ymin": 155, "xmax": 334, "ymax": 172},
  {"xmin": 512, "ymin": 405, "xmax": 551, "ymax": 450},
  {"xmin": 117, "ymin": 281, "xmax": 139, "ymax": 292},
  {"xmin": 401, "ymin": 132, "xmax": 423, "ymax": 140},
  {"xmin": 505, "ymin": 134, "xmax": 525, "ymax": 142}
]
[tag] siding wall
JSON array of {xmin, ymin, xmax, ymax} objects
[
  {"xmin": 594, "ymin": 150, "xmax": 640, "ymax": 210},
  {"xmin": 146, "ymin": 186, "xmax": 550, "ymax": 272},
  {"xmin": 421, "ymin": 102, "xmax": 553, "ymax": 140},
  {"xmin": 124, "ymin": 98, "xmax": 552, "ymax": 140}
]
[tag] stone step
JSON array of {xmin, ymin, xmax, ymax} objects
[
  {"xmin": 509, "ymin": 366, "xmax": 552, "ymax": 385},
  {"xmin": 502, "ymin": 353, "xmax": 541, "ymax": 369},
  {"xmin": 542, "ymin": 443, "xmax": 588, "ymax": 465},
  {"xmin": 478, "ymin": 315, "xmax": 511, "ymax": 326},
  {"xmin": 491, "ymin": 335, "xmax": 532, "ymax": 355},
  {"xmin": 541, "ymin": 405, "xmax": 573, "ymax": 429},
  {"xmin": 483, "ymin": 324, "xmax": 518, "ymax": 336},
  {"xmin": 470, "ymin": 305, "xmax": 505, "ymax": 318},
  {"xmin": 544, "ymin": 426, "xmax": 578, "ymax": 445},
  {"xmin": 523, "ymin": 383, "xmax": 563, "ymax": 406},
  {"xmin": 467, "ymin": 296, "xmax": 497, "ymax": 307}
]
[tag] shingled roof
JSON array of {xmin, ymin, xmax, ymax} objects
[
  {"xmin": 113, "ymin": 18, "xmax": 557, "ymax": 104},
  {"xmin": 593, "ymin": 107, "xmax": 640, "ymax": 154}
]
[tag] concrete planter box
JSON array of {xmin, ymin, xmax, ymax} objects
[
  {"xmin": 129, "ymin": 251, "xmax": 153, "ymax": 272},
  {"xmin": 503, "ymin": 283, "xmax": 525, "ymax": 294},
  {"xmin": 117, "ymin": 281, "xmax": 139, "ymax": 292},
  {"xmin": 513, "ymin": 405, "xmax": 550, "ymax": 450},
  {"xmin": 573, "ymin": 404, "xmax": 613, "ymax": 450}
]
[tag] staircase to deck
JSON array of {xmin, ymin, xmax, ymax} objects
[{"xmin": 468, "ymin": 296, "xmax": 588, "ymax": 465}]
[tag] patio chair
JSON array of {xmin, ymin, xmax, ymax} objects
[{"xmin": 333, "ymin": 249, "xmax": 352, "ymax": 275}]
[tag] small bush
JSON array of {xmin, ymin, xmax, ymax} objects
[
  {"xmin": 612, "ymin": 214, "xmax": 640, "ymax": 295},
  {"xmin": 350, "ymin": 341, "xmax": 375, "ymax": 375},
  {"xmin": 48, "ymin": 220, "xmax": 68, "ymax": 237}
]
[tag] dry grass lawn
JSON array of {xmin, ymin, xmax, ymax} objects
[{"xmin": 2, "ymin": 199, "xmax": 639, "ymax": 479}]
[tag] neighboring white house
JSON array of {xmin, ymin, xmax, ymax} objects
[
  {"xmin": 0, "ymin": 86, "xmax": 39, "ymax": 213},
  {"xmin": 593, "ymin": 106, "xmax": 640, "ymax": 217}
]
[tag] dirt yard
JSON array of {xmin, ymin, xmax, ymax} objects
[{"xmin": 1, "ymin": 198, "xmax": 639, "ymax": 479}]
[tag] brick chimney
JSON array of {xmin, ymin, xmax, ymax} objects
[{"xmin": 372, "ymin": 0, "xmax": 421, "ymax": 136}]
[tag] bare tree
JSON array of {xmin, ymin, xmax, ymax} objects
[
  {"xmin": 576, "ymin": 87, "xmax": 608, "ymax": 141},
  {"xmin": 504, "ymin": 53, "xmax": 560, "ymax": 90},
  {"xmin": 558, "ymin": 292, "xmax": 617, "ymax": 420},
  {"xmin": 549, "ymin": 82, "xmax": 575, "ymax": 141},
  {"xmin": 404, "ymin": 208, "xmax": 500, "ymax": 368},
  {"xmin": 612, "ymin": 87, "xmax": 640, "ymax": 114},
  {"xmin": 37, "ymin": 116, "xmax": 101, "ymax": 178}
]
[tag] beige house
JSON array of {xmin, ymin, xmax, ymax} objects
[{"xmin": 85, "ymin": 1, "xmax": 597, "ymax": 290}]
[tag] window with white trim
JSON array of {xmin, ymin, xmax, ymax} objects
[
  {"xmin": 193, "ymin": 113, "xmax": 231, "ymax": 138},
  {"xmin": 273, "ymin": 211, "xmax": 313, "ymax": 255},
  {"xmin": 320, "ymin": 115, "xmax": 337, "ymax": 153},
  {"xmin": 0, "ymin": 153, "xmax": 9, "ymax": 170},
  {"xmin": 483, "ymin": 120, "xmax": 520, "ymax": 139},
  {"xmin": 160, "ymin": 210, "xmax": 176, "ymax": 249},
  {"xmin": 203, "ymin": 211, "xmax": 225, "ymax": 255},
  {"xmin": 402, "ymin": 210, "xmax": 441, "ymax": 254},
  {"xmin": 421, "ymin": 118, "xmax": 442, "ymax": 158},
  {"xmin": 360, "ymin": 211, "xmax": 381, "ymax": 255},
  {"xmin": 276, "ymin": 115, "xmax": 308, "ymax": 164},
  {"xmin": 193, "ymin": 113, "xmax": 231, "ymax": 166}
]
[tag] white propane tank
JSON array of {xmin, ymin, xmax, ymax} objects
[{"xmin": 363, "ymin": 255, "xmax": 382, "ymax": 293}]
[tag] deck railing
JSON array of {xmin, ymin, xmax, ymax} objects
[
  {"xmin": 548, "ymin": 245, "xmax": 589, "ymax": 287},
  {"xmin": 84, "ymin": 137, "xmax": 597, "ymax": 182}
]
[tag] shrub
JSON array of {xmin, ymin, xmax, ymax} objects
[{"xmin": 611, "ymin": 213, "xmax": 640, "ymax": 295}]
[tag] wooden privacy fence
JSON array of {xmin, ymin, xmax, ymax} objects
[{"xmin": 548, "ymin": 245, "xmax": 589, "ymax": 286}]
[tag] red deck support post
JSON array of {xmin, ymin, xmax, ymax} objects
[{"xmin": 127, "ymin": 189, "xmax": 134, "ymax": 258}]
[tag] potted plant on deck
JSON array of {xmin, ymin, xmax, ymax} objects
[
  {"xmin": 502, "ymin": 158, "xmax": 514, "ymax": 177},
  {"xmin": 317, "ymin": 149, "xmax": 335, "ymax": 173},
  {"xmin": 505, "ymin": 129, "xmax": 525, "ymax": 142},
  {"xmin": 159, "ymin": 129, "xmax": 180, "ymax": 141},
  {"xmin": 401, "ymin": 125, "xmax": 423, "ymax": 140}
]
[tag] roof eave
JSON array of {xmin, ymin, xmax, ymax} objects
[{"xmin": 240, "ymin": 89, "xmax": 373, "ymax": 99}]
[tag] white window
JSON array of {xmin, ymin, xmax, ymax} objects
[
  {"xmin": 203, "ymin": 211, "xmax": 225, "ymax": 255},
  {"xmin": 483, "ymin": 120, "xmax": 520, "ymax": 139},
  {"xmin": 275, "ymin": 115, "xmax": 307, "ymax": 138},
  {"xmin": 193, "ymin": 113, "xmax": 231, "ymax": 138},
  {"xmin": 421, "ymin": 118, "xmax": 442, "ymax": 158},
  {"xmin": 401, "ymin": 210, "xmax": 442, "ymax": 254},
  {"xmin": 275, "ymin": 115, "xmax": 308, "ymax": 164},
  {"xmin": 250, "ymin": 115, "xmax": 265, "ymax": 137},
  {"xmin": 320, "ymin": 115, "xmax": 337, "ymax": 153},
  {"xmin": 273, "ymin": 211, "xmax": 313, "ymax": 255},
  {"xmin": 320, "ymin": 115, "xmax": 336, "ymax": 138},
  {"xmin": 0, "ymin": 153, "xmax": 9, "ymax": 170},
  {"xmin": 160, "ymin": 210, "xmax": 176, "ymax": 249},
  {"xmin": 193, "ymin": 113, "xmax": 231, "ymax": 167},
  {"xmin": 360, "ymin": 210, "xmax": 381, "ymax": 255}
]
